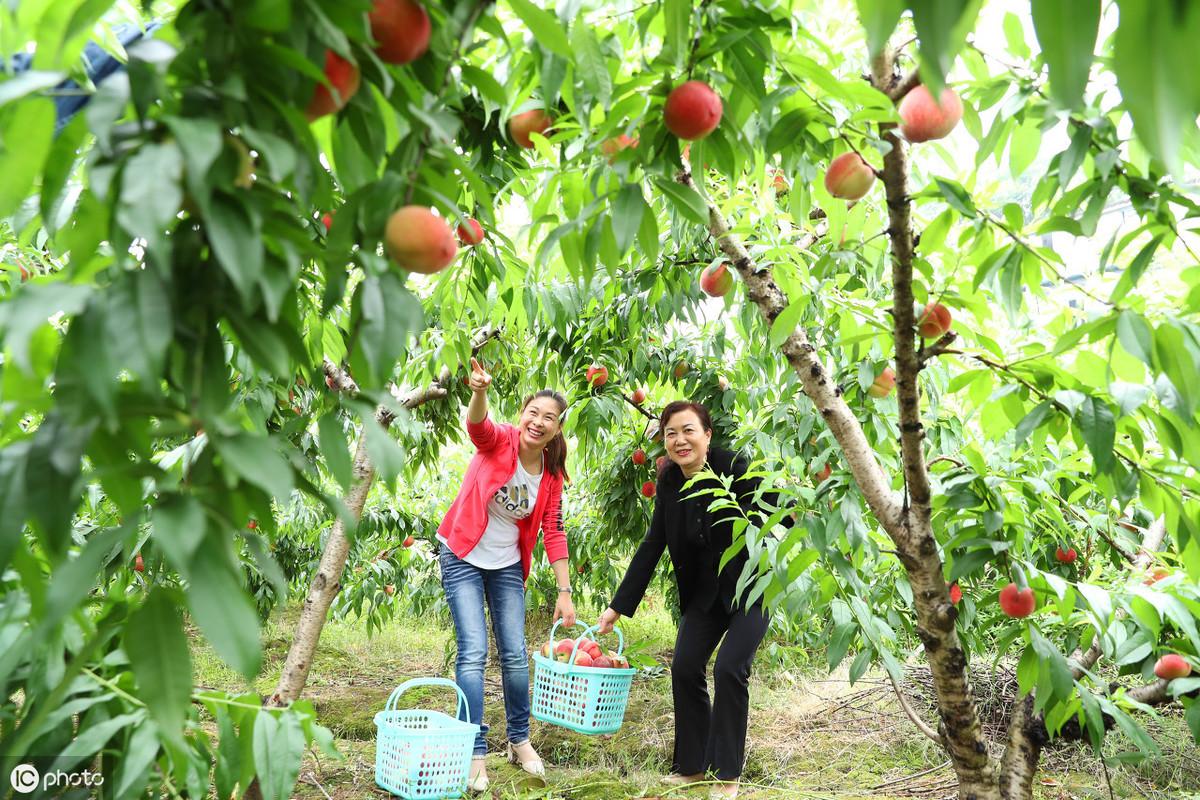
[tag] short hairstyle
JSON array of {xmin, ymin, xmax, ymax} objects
[{"xmin": 659, "ymin": 400, "xmax": 712, "ymax": 434}]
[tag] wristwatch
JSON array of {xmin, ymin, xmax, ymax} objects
[{"xmin": 557, "ymin": 587, "xmax": 573, "ymax": 594}]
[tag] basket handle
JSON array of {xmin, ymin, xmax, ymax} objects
[
  {"xmin": 579, "ymin": 622, "xmax": 626, "ymax": 657},
  {"xmin": 384, "ymin": 677, "xmax": 471, "ymax": 722},
  {"xmin": 546, "ymin": 619, "xmax": 626, "ymax": 663}
]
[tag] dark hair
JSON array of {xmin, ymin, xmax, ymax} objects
[
  {"xmin": 522, "ymin": 390, "xmax": 570, "ymax": 480},
  {"xmin": 659, "ymin": 400, "xmax": 712, "ymax": 434}
]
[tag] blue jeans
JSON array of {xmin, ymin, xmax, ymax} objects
[{"xmin": 438, "ymin": 547, "xmax": 531, "ymax": 755}]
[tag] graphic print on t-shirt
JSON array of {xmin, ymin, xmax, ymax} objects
[{"xmin": 493, "ymin": 481, "xmax": 533, "ymax": 518}]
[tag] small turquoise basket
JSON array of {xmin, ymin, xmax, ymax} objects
[
  {"xmin": 531, "ymin": 620, "xmax": 637, "ymax": 735},
  {"xmin": 373, "ymin": 678, "xmax": 478, "ymax": 799}
]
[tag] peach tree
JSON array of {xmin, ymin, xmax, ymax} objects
[{"xmin": 2, "ymin": 1, "xmax": 1199, "ymax": 799}]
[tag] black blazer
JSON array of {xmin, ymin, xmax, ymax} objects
[{"xmin": 610, "ymin": 447, "xmax": 776, "ymax": 617}]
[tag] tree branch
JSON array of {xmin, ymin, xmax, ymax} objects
[
  {"xmin": 917, "ymin": 332, "xmax": 959, "ymax": 367},
  {"xmin": 675, "ymin": 165, "xmax": 901, "ymax": 531},
  {"xmin": 874, "ymin": 49, "xmax": 932, "ymax": 515},
  {"xmin": 888, "ymin": 670, "xmax": 941, "ymax": 744},
  {"xmin": 1071, "ymin": 516, "xmax": 1166, "ymax": 677},
  {"xmin": 620, "ymin": 391, "xmax": 656, "ymax": 420},
  {"xmin": 890, "ymin": 69, "xmax": 921, "ymax": 102}
]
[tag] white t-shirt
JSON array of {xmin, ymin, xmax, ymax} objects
[{"xmin": 443, "ymin": 459, "xmax": 543, "ymax": 569}]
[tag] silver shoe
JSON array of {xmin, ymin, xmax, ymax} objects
[
  {"xmin": 708, "ymin": 783, "xmax": 739, "ymax": 800},
  {"xmin": 661, "ymin": 772, "xmax": 705, "ymax": 786},
  {"xmin": 467, "ymin": 757, "xmax": 489, "ymax": 792},
  {"xmin": 506, "ymin": 741, "xmax": 546, "ymax": 777}
]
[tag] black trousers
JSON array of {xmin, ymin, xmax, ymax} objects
[{"xmin": 670, "ymin": 601, "xmax": 770, "ymax": 780}]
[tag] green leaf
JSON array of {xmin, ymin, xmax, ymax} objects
[
  {"xmin": 1112, "ymin": 0, "xmax": 1200, "ymax": 175},
  {"xmin": 106, "ymin": 267, "xmax": 172, "ymax": 381},
  {"xmin": 116, "ymin": 139, "xmax": 184, "ymax": 247},
  {"xmin": 152, "ymin": 495, "xmax": 209, "ymax": 571},
  {"xmin": 227, "ymin": 315, "xmax": 292, "ymax": 377},
  {"xmin": 653, "ymin": 178, "xmax": 709, "ymax": 226},
  {"xmin": 41, "ymin": 113, "xmax": 88, "ymax": 232},
  {"xmin": 1017, "ymin": 642, "xmax": 1039, "ymax": 696},
  {"xmin": 1103, "ymin": 698, "xmax": 1161, "ymax": 756},
  {"xmin": 213, "ymin": 703, "xmax": 241, "ymax": 798},
  {"xmin": 661, "ymin": 0, "xmax": 690, "ymax": 68},
  {"xmin": 855, "ymin": 0, "xmax": 904, "ymax": 58},
  {"xmin": 24, "ymin": 414, "xmax": 94, "ymax": 556},
  {"xmin": 1014, "ymin": 400, "xmax": 1053, "ymax": 446},
  {"xmin": 207, "ymin": 194, "xmax": 264, "ymax": 301},
  {"xmin": 1079, "ymin": 688, "xmax": 1105, "ymax": 750},
  {"xmin": 41, "ymin": 524, "xmax": 125, "ymax": 632},
  {"xmin": 361, "ymin": 414, "xmax": 406, "ymax": 485},
  {"xmin": 507, "ymin": 0, "xmax": 571, "ymax": 58},
  {"xmin": 1030, "ymin": 0, "xmax": 1100, "ymax": 109},
  {"xmin": 253, "ymin": 711, "xmax": 304, "ymax": 800},
  {"xmin": 909, "ymin": 0, "xmax": 982, "ymax": 91},
  {"xmin": 349, "ymin": 271, "xmax": 423, "ymax": 386},
  {"xmin": 0, "ymin": 98, "xmax": 55, "ymax": 218},
  {"xmin": 1076, "ymin": 396, "xmax": 1116, "ymax": 473},
  {"xmin": 213, "ymin": 432, "xmax": 295, "ymax": 502},
  {"xmin": 166, "ymin": 115, "xmax": 224, "ymax": 197},
  {"xmin": 612, "ymin": 184, "xmax": 647, "ymax": 255},
  {"xmin": 933, "ymin": 177, "xmax": 977, "ymax": 217},
  {"xmin": 1117, "ymin": 310, "xmax": 1154, "ymax": 365},
  {"xmin": 1058, "ymin": 123, "xmax": 1092, "ymax": 185},
  {"xmin": 0, "ymin": 70, "xmax": 66, "ymax": 108},
  {"xmin": 113, "ymin": 719, "xmax": 161, "ymax": 799},
  {"xmin": 460, "ymin": 65, "xmax": 506, "ymax": 106},
  {"xmin": 769, "ymin": 297, "xmax": 808, "ymax": 348},
  {"xmin": 1186, "ymin": 699, "xmax": 1200, "ymax": 743},
  {"xmin": 1030, "ymin": 627, "xmax": 1074, "ymax": 703},
  {"xmin": 949, "ymin": 548, "xmax": 995, "ymax": 582},
  {"xmin": 637, "ymin": 201, "xmax": 659, "ymax": 264},
  {"xmin": 1109, "ymin": 235, "xmax": 1163, "ymax": 305},
  {"xmin": 125, "ymin": 589, "xmax": 193, "ymax": 747},
  {"xmin": 0, "ymin": 443, "xmax": 29, "ymax": 575},
  {"xmin": 571, "ymin": 23, "xmax": 611, "ymax": 107},
  {"xmin": 53, "ymin": 712, "xmax": 145, "ymax": 774},
  {"xmin": 243, "ymin": 0, "xmax": 291, "ymax": 30},
  {"xmin": 187, "ymin": 539, "xmax": 262, "ymax": 679},
  {"xmin": 1154, "ymin": 322, "xmax": 1200, "ymax": 417},
  {"xmin": 318, "ymin": 414, "xmax": 353, "ymax": 492},
  {"xmin": 1008, "ymin": 118, "xmax": 1041, "ymax": 177}
]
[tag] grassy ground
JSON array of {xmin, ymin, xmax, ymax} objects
[{"xmin": 191, "ymin": 600, "xmax": 1199, "ymax": 799}]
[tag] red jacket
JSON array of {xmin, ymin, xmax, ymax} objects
[{"xmin": 437, "ymin": 415, "xmax": 568, "ymax": 580}]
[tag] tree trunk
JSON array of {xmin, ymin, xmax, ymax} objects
[
  {"xmin": 267, "ymin": 432, "xmax": 376, "ymax": 705},
  {"xmin": 897, "ymin": 518, "xmax": 999, "ymax": 799},
  {"xmin": 998, "ymin": 695, "xmax": 1044, "ymax": 800}
]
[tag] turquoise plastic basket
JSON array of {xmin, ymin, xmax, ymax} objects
[
  {"xmin": 373, "ymin": 678, "xmax": 478, "ymax": 799},
  {"xmin": 531, "ymin": 620, "xmax": 637, "ymax": 735}
]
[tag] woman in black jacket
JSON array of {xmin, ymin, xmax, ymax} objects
[{"xmin": 598, "ymin": 400, "xmax": 774, "ymax": 800}]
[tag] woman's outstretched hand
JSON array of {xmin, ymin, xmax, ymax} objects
[
  {"xmin": 468, "ymin": 357, "xmax": 492, "ymax": 393},
  {"xmin": 597, "ymin": 607, "xmax": 621, "ymax": 635},
  {"xmin": 554, "ymin": 595, "xmax": 577, "ymax": 628}
]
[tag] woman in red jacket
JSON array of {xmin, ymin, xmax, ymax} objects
[{"xmin": 437, "ymin": 358, "xmax": 575, "ymax": 792}]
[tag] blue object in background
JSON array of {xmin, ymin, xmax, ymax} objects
[{"xmin": 3, "ymin": 21, "xmax": 161, "ymax": 132}]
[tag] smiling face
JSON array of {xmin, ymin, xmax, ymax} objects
[
  {"xmin": 518, "ymin": 396, "xmax": 564, "ymax": 451},
  {"xmin": 663, "ymin": 409, "xmax": 712, "ymax": 475}
]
